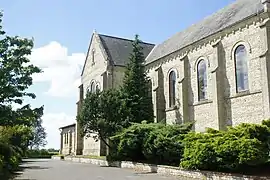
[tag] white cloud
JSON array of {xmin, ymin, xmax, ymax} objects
[
  {"xmin": 30, "ymin": 41, "xmax": 85, "ymax": 98},
  {"xmin": 42, "ymin": 112, "xmax": 75, "ymax": 149}
]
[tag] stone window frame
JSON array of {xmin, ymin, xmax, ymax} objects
[
  {"xmin": 95, "ymin": 82, "xmax": 101, "ymax": 92},
  {"xmin": 89, "ymin": 80, "xmax": 96, "ymax": 93},
  {"xmin": 231, "ymin": 41, "xmax": 251, "ymax": 94},
  {"xmin": 194, "ymin": 56, "xmax": 209, "ymax": 102},
  {"xmin": 91, "ymin": 48, "xmax": 95, "ymax": 66},
  {"xmin": 167, "ymin": 69, "xmax": 178, "ymax": 108}
]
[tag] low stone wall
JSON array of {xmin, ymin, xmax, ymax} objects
[
  {"xmin": 51, "ymin": 156, "xmax": 61, "ymax": 160},
  {"xmin": 51, "ymin": 156, "xmax": 270, "ymax": 180}
]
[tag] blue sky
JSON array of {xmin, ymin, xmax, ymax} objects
[{"xmin": 1, "ymin": 0, "xmax": 235, "ymax": 149}]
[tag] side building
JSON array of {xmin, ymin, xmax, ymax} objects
[
  {"xmin": 75, "ymin": 32, "xmax": 155, "ymax": 156},
  {"xmin": 59, "ymin": 123, "xmax": 76, "ymax": 155}
]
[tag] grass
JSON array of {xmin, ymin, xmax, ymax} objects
[{"xmin": 75, "ymin": 155, "xmax": 106, "ymax": 160}]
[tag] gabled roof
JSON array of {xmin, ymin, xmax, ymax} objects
[
  {"xmin": 59, "ymin": 123, "xmax": 76, "ymax": 130},
  {"xmin": 146, "ymin": 0, "xmax": 264, "ymax": 65},
  {"xmin": 98, "ymin": 34, "xmax": 155, "ymax": 66}
]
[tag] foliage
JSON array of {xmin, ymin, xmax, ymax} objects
[
  {"xmin": 28, "ymin": 109, "xmax": 47, "ymax": 149},
  {"xmin": 0, "ymin": 11, "xmax": 45, "ymax": 176},
  {"xmin": 180, "ymin": 122, "xmax": 270, "ymax": 172},
  {"xmin": 77, "ymin": 89, "xmax": 126, "ymax": 147},
  {"xmin": 120, "ymin": 34, "xmax": 154, "ymax": 124},
  {"xmin": 25, "ymin": 149, "xmax": 57, "ymax": 159},
  {"xmin": 142, "ymin": 123, "xmax": 193, "ymax": 166},
  {"xmin": 109, "ymin": 122, "xmax": 193, "ymax": 165}
]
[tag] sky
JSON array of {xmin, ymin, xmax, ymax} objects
[{"xmin": 1, "ymin": 0, "xmax": 235, "ymax": 149}]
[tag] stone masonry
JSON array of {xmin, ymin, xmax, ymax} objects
[{"xmin": 61, "ymin": 0, "xmax": 270, "ymax": 156}]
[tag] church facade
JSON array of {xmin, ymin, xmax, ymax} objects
[{"xmin": 60, "ymin": 0, "xmax": 270, "ymax": 156}]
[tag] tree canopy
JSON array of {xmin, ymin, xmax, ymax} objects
[
  {"xmin": 0, "ymin": 11, "xmax": 46, "ymax": 152},
  {"xmin": 121, "ymin": 34, "xmax": 154, "ymax": 123}
]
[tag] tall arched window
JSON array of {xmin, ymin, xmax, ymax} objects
[
  {"xmin": 197, "ymin": 60, "xmax": 207, "ymax": 101},
  {"xmin": 96, "ymin": 84, "xmax": 100, "ymax": 92},
  {"xmin": 235, "ymin": 45, "xmax": 249, "ymax": 92},
  {"xmin": 90, "ymin": 81, "xmax": 96, "ymax": 93},
  {"xmin": 169, "ymin": 71, "xmax": 176, "ymax": 107}
]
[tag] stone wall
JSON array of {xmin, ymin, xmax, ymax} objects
[
  {"xmin": 147, "ymin": 12, "xmax": 270, "ymax": 131},
  {"xmin": 53, "ymin": 156, "xmax": 270, "ymax": 180},
  {"xmin": 60, "ymin": 125, "xmax": 76, "ymax": 155}
]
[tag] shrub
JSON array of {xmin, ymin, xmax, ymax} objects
[
  {"xmin": 110, "ymin": 122, "xmax": 193, "ymax": 165},
  {"xmin": 142, "ymin": 123, "xmax": 193, "ymax": 166},
  {"xmin": 180, "ymin": 122, "xmax": 270, "ymax": 172},
  {"xmin": 110, "ymin": 123, "xmax": 162, "ymax": 162},
  {"xmin": 0, "ymin": 155, "xmax": 3, "ymax": 174},
  {"xmin": 25, "ymin": 149, "xmax": 55, "ymax": 159}
]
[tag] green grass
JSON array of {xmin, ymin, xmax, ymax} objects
[
  {"xmin": 52, "ymin": 154, "xmax": 64, "ymax": 157},
  {"xmin": 75, "ymin": 155, "xmax": 106, "ymax": 160}
]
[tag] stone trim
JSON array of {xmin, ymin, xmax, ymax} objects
[
  {"xmin": 192, "ymin": 99, "xmax": 213, "ymax": 106},
  {"xmin": 51, "ymin": 156, "xmax": 270, "ymax": 180},
  {"xmin": 226, "ymin": 90, "xmax": 262, "ymax": 99},
  {"xmin": 146, "ymin": 13, "xmax": 267, "ymax": 71}
]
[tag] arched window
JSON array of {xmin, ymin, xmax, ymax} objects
[
  {"xmin": 197, "ymin": 60, "xmax": 207, "ymax": 101},
  {"xmin": 235, "ymin": 45, "xmax": 249, "ymax": 92},
  {"xmin": 96, "ymin": 84, "xmax": 100, "ymax": 92},
  {"xmin": 90, "ymin": 81, "xmax": 96, "ymax": 93},
  {"xmin": 169, "ymin": 71, "xmax": 176, "ymax": 107}
]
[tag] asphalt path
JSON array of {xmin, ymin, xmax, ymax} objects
[{"xmin": 13, "ymin": 159, "xmax": 186, "ymax": 180}]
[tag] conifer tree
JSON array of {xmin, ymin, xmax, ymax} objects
[{"xmin": 121, "ymin": 34, "xmax": 154, "ymax": 123}]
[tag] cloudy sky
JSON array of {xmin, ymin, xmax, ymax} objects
[{"xmin": 1, "ymin": 0, "xmax": 234, "ymax": 149}]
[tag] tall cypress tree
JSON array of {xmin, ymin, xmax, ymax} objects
[{"xmin": 121, "ymin": 34, "xmax": 154, "ymax": 123}]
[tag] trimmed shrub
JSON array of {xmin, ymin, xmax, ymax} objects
[
  {"xmin": 109, "ymin": 122, "xmax": 193, "ymax": 165},
  {"xmin": 110, "ymin": 123, "xmax": 162, "ymax": 162},
  {"xmin": 26, "ymin": 149, "xmax": 57, "ymax": 159},
  {"xmin": 142, "ymin": 123, "xmax": 192, "ymax": 166},
  {"xmin": 180, "ymin": 122, "xmax": 270, "ymax": 172}
]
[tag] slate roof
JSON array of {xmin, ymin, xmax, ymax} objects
[
  {"xmin": 98, "ymin": 34, "xmax": 155, "ymax": 66},
  {"xmin": 146, "ymin": 0, "xmax": 264, "ymax": 65},
  {"xmin": 59, "ymin": 123, "xmax": 76, "ymax": 130}
]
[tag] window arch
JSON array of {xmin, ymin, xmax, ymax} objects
[
  {"xmin": 197, "ymin": 59, "xmax": 207, "ymax": 101},
  {"xmin": 90, "ymin": 81, "xmax": 96, "ymax": 93},
  {"xmin": 234, "ymin": 45, "xmax": 249, "ymax": 92},
  {"xmin": 96, "ymin": 84, "xmax": 100, "ymax": 92},
  {"xmin": 169, "ymin": 71, "xmax": 176, "ymax": 107}
]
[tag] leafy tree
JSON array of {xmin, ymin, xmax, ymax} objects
[
  {"xmin": 121, "ymin": 34, "xmax": 153, "ymax": 123},
  {"xmin": 77, "ymin": 89, "xmax": 125, "ymax": 148},
  {"xmin": 28, "ymin": 106, "xmax": 47, "ymax": 150},
  {"xmin": 0, "ymin": 12, "xmax": 45, "ymax": 175},
  {"xmin": 0, "ymin": 11, "xmax": 42, "ymax": 126}
]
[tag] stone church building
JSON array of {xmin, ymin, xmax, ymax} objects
[{"xmin": 60, "ymin": 0, "xmax": 270, "ymax": 156}]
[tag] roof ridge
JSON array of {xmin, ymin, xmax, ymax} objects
[{"xmin": 98, "ymin": 33, "xmax": 155, "ymax": 46}]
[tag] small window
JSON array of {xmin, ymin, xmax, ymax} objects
[
  {"xmin": 91, "ymin": 49, "xmax": 95, "ymax": 65},
  {"xmin": 96, "ymin": 84, "xmax": 100, "ymax": 92},
  {"xmin": 235, "ymin": 45, "xmax": 249, "ymax": 92},
  {"xmin": 90, "ymin": 81, "xmax": 96, "ymax": 93},
  {"xmin": 169, "ymin": 71, "xmax": 176, "ymax": 107},
  {"xmin": 197, "ymin": 60, "xmax": 207, "ymax": 101}
]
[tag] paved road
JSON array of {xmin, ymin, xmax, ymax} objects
[{"xmin": 14, "ymin": 159, "xmax": 182, "ymax": 180}]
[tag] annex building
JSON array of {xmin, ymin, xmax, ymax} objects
[{"xmin": 60, "ymin": 0, "xmax": 270, "ymax": 156}]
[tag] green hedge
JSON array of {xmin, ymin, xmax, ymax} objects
[
  {"xmin": 108, "ymin": 119, "xmax": 270, "ymax": 174},
  {"xmin": 0, "ymin": 142, "xmax": 21, "ymax": 174},
  {"xmin": 180, "ymin": 121, "xmax": 270, "ymax": 172},
  {"xmin": 25, "ymin": 149, "xmax": 58, "ymax": 159},
  {"xmin": 109, "ymin": 122, "xmax": 193, "ymax": 166}
]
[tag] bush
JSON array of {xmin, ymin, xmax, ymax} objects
[
  {"xmin": 109, "ymin": 122, "xmax": 193, "ymax": 165},
  {"xmin": 0, "ymin": 155, "xmax": 4, "ymax": 175},
  {"xmin": 0, "ymin": 142, "xmax": 21, "ymax": 172},
  {"xmin": 26, "ymin": 149, "xmax": 56, "ymax": 159},
  {"xmin": 180, "ymin": 122, "xmax": 270, "ymax": 172}
]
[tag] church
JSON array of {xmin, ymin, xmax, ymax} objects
[{"xmin": 60, "ymin": 0, "xmax": 270, "ymax": 156}]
